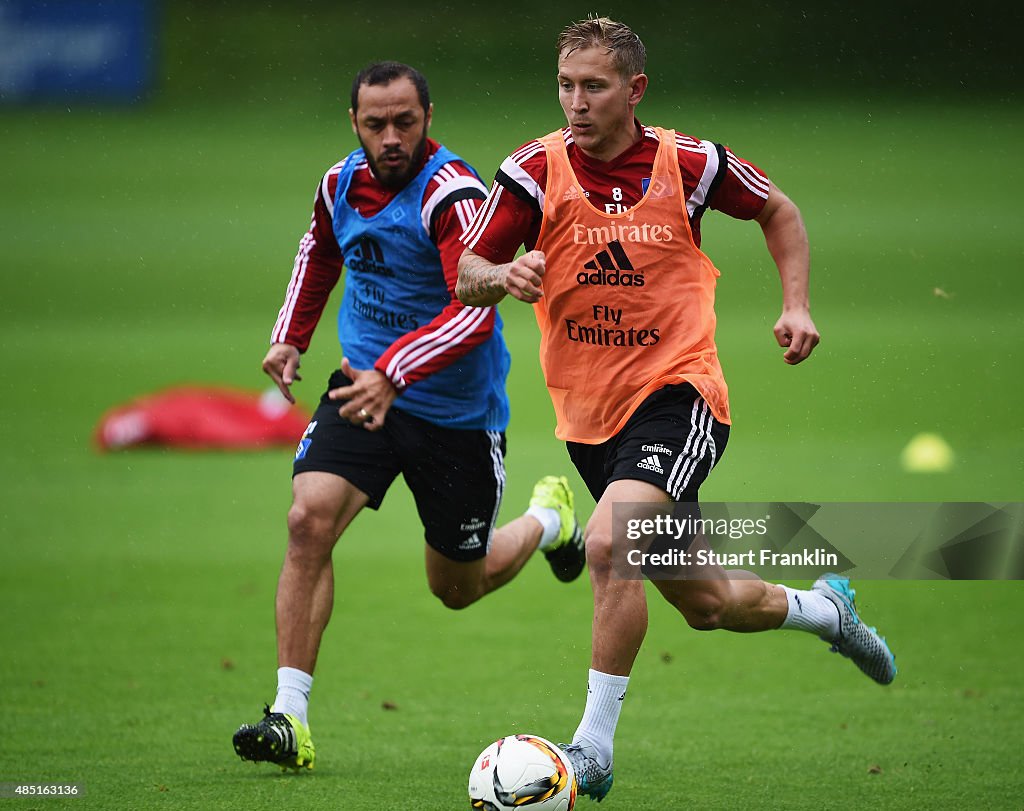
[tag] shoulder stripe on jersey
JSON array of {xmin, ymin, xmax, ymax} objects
[
  {"xmin": 726, "ymin": 162, "xmax": 769, "ymax": 199},
  {"xmin": 511, "ymin": 139, "xmax": 545, "ymax": 163},
  {"xmin": 495, "ymin": 168, "xmax": 542, "ymax": 215},
  {"xmin": 461, "ymin": 183, "xmax": 503, "ymax": 250},
  {"xmin": 725, "ymin": 149, "xmax": 769, "ymax": 198},
  {"xmin": 454, "ymin": 197, "xmax": 478, "ymax": 233},
  {"xmin": 271, "ymin": 229, "xmax": 315, "ymax": 343},
  {"xmin": 320, "ymin": 158, "xmax": 348, "ymax": 219},
  {"xmin": 320, "ymin": 175, "xmax": 333, "ymax": 217},
  {"xmin": 428, "ymin": 187, "xmax": 486, "ymax": 239},
  {"xmin": 421, "ymin": 164, "xmax": 487, "ymax": 234},
  {"xmin": 506, "ymin": 142, "xmax": 545, "ymax": 170},
  {"xmin": 495, "ymin": 151, "xmax": 545, "ymax": 213},
  {"xmin": 692, "ymin": 142, "xmax": 729, "ymax": 221},
  {"xmin": 727, "ymin": 149, "xmax": 769, "ymax": 190},
  {"xmin": 675, "ymin": 136, "xmax": 708, "ymax": 156},
  {"xmin": 384, "ymin": 305, "xmax": 491, "ymax": 387},
  {"xmin": 507, "ymin": 142, "xmax": 545, "ymax": 164},
  {"xmin": 683, "ymin": 140, "xmax": 719, "ymax": 217}
]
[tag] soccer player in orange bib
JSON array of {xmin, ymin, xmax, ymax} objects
[{"xmin": 457, "ymin": 17, "xmax": 896, "ymax": 801}]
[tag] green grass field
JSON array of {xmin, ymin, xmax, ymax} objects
[{"xmin": 2, "ymin": 92, "xmax": 1023, "ymax": 810}]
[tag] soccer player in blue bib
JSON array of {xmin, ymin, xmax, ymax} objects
[{"xmin": 232, "ymin": 62, "xmax": 586, "ymax": 770}]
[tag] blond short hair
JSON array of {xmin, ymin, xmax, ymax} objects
[{"xmin": 556, "ymin": 16, "xmax": 646, "ymax": 80}]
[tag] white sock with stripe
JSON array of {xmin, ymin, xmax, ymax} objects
[
  {"xmin": 526, "ymin": 505, "xmax": 561, "ymax": 549},
  {"xmin": 271, "ymin": 666, "xmax": 313, "ymax": 726},
  {"xmin": 779, "ymin": 586, "xmax": 840, "ymax": 639},
  {"xmin": 572, "ymin": 669, "xmax": 629, "ymax": 766}
]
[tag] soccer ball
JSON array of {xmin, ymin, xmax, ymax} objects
[{"xmin": 468, "ymin": 734, "xmax": 576, "ymax": 810}]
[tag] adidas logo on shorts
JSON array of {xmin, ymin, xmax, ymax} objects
[
  {"xmin": 458, "ymin": 533, "xmax": 482, "ymax": 551},
  {"xmin": 637, "ymin": 454, "xmax": 664, "ymax": 474}
]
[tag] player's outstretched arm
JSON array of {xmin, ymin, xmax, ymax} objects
[
  {"xmin": 262, "ymin": 342, "xmax": 303, "ymax": 403},
  {"xmin": 756, "ymin": 184, "xmax": 820, "ymax": 365},
  {"xmin": 457, "ymin": 248, "xmax": 547, "ymax": 306}
]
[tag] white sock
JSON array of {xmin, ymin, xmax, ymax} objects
[
  {"xmin": 779, "ymin": 586, "xmax": 840, "ymax": 639},
  {"xmin": 271, "ymin": 666, "xmax": 313, "ymax": 726},
  {"xmin": 527, "ymin": 505, "xmax": 561, "ymax": 549},
  {"xmin": 572, "ymin": 669, "xmax": 629, "ymax": 766}
]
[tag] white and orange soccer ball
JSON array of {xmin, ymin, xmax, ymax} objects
[{"xmin": 468, "ymin": 734, "xmax": 577, "ymax": 810}]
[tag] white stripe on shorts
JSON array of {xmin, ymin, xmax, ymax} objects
[
  {"xmin": 667, "ymin": 399, "xmax": 713, "ymax": 500},
  {"xmin": 485, "ymin": 430, "xmax": 505, "ymax": 552}
]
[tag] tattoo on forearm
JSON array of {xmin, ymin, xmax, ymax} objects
[{"xmin": 457, "ymin": 254, "xmax": 509, "ymax": 304}]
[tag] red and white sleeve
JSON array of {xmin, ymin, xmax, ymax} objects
[
  {"xmin": 714, "ymin": 146, "xmax": 770, "ymax": 219},
  {"xmin": 373, "ymin": 162, "xmax": 492, "ymax": 389},
  {"xmin": 460, "ymin": 140, "xmax": 547, "ymax": 263},
  {"xmin": 269, "ymin": 163, "xmax": 346, "ymax": 353}
]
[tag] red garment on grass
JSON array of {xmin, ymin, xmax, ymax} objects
[{"xmin": 94, "ymin": 386, "xmax": 310, "ymax": 451}]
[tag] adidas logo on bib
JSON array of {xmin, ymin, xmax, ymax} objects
[{"xmin": 577, "ymin": 239, "xmax": 645, "ymax": 287}]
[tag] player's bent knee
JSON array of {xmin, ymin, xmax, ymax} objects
[
  {"xmin": 684, "ymin": 609, "xmax": 725, "ymax": 631},
  {"xmin": 430, "ymin": 582, "xmax": 482, "ymax": 610},
  {"xmin": 678, "ymin": 589, "xmax": 727, "ymax": 631}
]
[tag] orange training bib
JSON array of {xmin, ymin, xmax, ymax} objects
[{"xmin": 533, "ymin": 126, "xmax": 730, "ymax": 443}]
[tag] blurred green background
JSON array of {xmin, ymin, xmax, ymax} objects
[{"xmin": 2, "ymin": 1, "xmax": 1022, "ymax": 808}]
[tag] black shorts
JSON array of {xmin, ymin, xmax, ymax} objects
[
  {"xmin": 293, "ymin": 371, "xmax": 507, "ymax": 562},
  {"xmin": 567, "ymin": 383, "xmax": 730, "ymax": 503}
]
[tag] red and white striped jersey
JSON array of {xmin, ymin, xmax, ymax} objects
[
  {"xmin": 461, "ymin": 122, "xmax": 770, "ymax": 264},
  {"xmin": 271, "ymin": 138, "xmax": 490, "ymax": 389}
]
